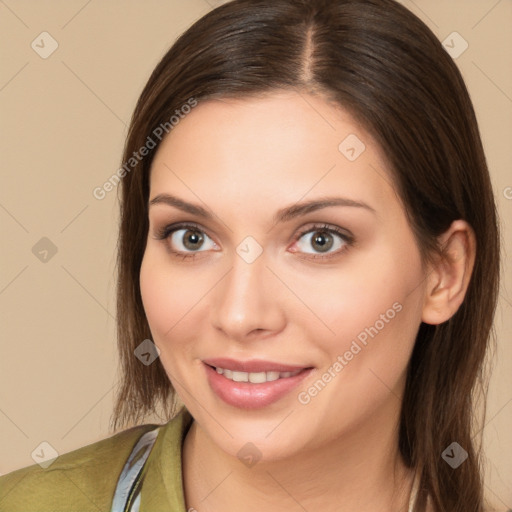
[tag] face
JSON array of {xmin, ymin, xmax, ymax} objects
[{"xmin": 140, "ymin": 91, "xmax": 428, "ymax": 461}]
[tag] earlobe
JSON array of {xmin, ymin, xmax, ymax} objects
[{"xmin": 421, "ymin": 220, "xmax": 476, "ymax": 325}]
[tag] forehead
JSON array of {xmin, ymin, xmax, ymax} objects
[{"xmin": 149, "ymin": 92, "xmax": 399, "ymax": 218}]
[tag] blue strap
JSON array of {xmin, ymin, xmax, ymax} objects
[{"xmin": 111, "ymin": 427, "xmax": 160, "ymax": 512}]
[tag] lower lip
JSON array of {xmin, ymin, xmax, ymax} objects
[{"xmin": 204, "ymin": 363, "xmax": 314, "ymax": 409}]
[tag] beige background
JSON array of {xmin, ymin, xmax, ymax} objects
[{"xmin": 0, "ymin": 0, "xmax": 511, "ymax": 509}]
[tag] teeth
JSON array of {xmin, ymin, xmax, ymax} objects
[
  {"xmin": 214, "ymin": 367, "xmax": 302, "ymax": 383},
  {"xmin": 266, "ymin": 371, "xmax": 280, "ymax": 382},
  {"xmin": 250, "ymin": 372, "xmax": 269, "ymax": 383},
  {"xmin": 232, "ymin": 371, "xmax": 248, "ymax": 382}
]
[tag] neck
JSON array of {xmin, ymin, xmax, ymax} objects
[{"xmin": 182, "ymin": 398, "xmax": 415, "ymax": 512}]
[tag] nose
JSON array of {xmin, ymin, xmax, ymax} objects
[{"xmin": 210, "ymin": 248, "xmax": 286, "ymax": 342}]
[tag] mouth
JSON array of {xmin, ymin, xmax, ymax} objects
[
  {"xmin": 211, "ymin": 365, "xmax": 304, "ymax": 383},
  {"xmin": 202, "ymin": 358, "xmax": 315, "ymax": 409}
]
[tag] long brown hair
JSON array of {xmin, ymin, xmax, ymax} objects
[{"xmin": 112, "ymin": 1, "xmax": 501, "ymax": 510}]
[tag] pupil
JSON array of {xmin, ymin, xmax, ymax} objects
[
  {"xmin": 313, "ymin": 231, "xmax": 333, "ymax": 252},
  {"xmin": 184, "ymin": 230, "xmax": 203, "ymax": 250}
]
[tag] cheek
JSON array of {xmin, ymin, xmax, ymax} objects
[
  {"xmin": 139, "ymin": 252, "xmax": 198, "ymax": 382},
  {"xmin": 139, "ymin": 249, "xmax": 193, "ymax": 344},
  {"xmin": 139, "ymin": 255, "xmax": 169, "ymax": 335},
  {"xmin": 306, "ymin": 237, "xmax": 424, "ymax": 372},
  {"xmin": 139, "ymin": 246, "xmax": 220, "ymax": 370}
]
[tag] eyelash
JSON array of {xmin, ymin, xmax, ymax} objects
[{"xmin": 153, "ymin": 222, "xmax": 354, "ymax": 261}]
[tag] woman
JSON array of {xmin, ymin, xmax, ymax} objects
[{"xmin": 0, "ymin": 0, "xmax": 500, "ymax": 511}]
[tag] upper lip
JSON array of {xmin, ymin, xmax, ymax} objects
[{"xmin": 203, "ymin": 357, "xmax": 312, "ymax": 373}]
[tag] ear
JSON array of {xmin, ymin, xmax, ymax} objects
[{"xmin": 421, "ymin": 220, "xmax": 476, "ymax": 325}]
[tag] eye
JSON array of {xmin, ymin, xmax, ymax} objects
[
  {"xmin": 291, "ymin": 224, "xmax": 353, "ymax": 259},
  {"xmin": 154, "ymin": 222, "xmax": 217, "ymax": 259},
  {"xmin": 154, "ymin": 221, "xmax": 354, "ymax": 261}
]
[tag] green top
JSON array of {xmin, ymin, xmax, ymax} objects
[{"xmin": 0, "ymin": 406, "xmax": 194, "ymax": 512}]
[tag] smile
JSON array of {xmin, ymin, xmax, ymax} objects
[
  {"xmin": 213, "ymin": 366, "xmax": 303, "ymax": 383},
  {"xmin": 203, "ymin": 360, "xmax": 314, "ymax": 409}
]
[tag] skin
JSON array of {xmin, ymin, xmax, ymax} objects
[{"xmin": 140, "ymin": 91, "xmax": 475, "ymax": 512}]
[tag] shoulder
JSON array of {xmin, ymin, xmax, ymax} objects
[{"xmin": 0, "ymin": 423, "xmax": 157, "ymax": 512}]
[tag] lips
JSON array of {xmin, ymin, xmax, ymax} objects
[
  {"xmin": 203, "ymin": 357, "xmax": 309, "ymax": 373},
  {"xmin": 202, "ymin": 357, "xmax": 315, "ymax": 409}
]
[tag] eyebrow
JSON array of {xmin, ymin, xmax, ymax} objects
[{"xmin": 148, "ymin": 193, "xmax": 376, "ymax": 223}]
